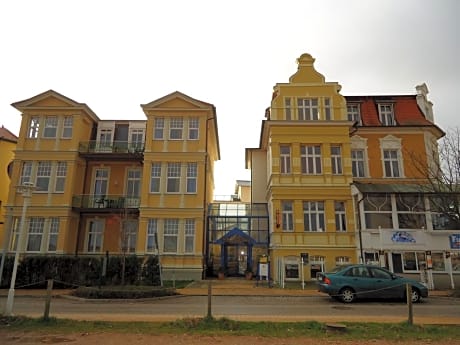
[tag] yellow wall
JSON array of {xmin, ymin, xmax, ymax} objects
[{"xmin": 0, "ymin": 137, "xmax": 17, "ymax": 250}]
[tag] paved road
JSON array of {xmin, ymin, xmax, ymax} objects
[{"xmin": 1, "ymin": 295, "xmax": 459, "ymax": 324}]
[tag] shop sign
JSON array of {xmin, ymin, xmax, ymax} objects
[
  {"xmin": 450, "ymin": 234, "xmax": 460, "ymax": 249},
  {"xmin": 391, "ymin": 230, "xmax": 416, "ymax": 243}
]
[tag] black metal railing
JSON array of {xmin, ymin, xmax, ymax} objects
[
  {"xmin": 78, "ymin": 141, "xmax": 145, "ymax": 154},
  {"xmin": 72, "ymin": 195, "xmax": 140, "ymax": 209}
]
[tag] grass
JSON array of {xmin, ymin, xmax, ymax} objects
[{"xmin": 1, "ymin": 316, "xmax": 460, "ymax": 341}]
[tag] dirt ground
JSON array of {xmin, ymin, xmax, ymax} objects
[{"xmin": 1, "ymin": 332, "xmax": 460, "ymax": 345}]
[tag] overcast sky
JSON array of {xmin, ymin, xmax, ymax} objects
[{"xmin": 1, "ymin": 0, "xmax": 458, "ymax": 196}]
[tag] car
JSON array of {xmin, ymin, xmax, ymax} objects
[{"xmin": 316, "ymin": 264, "xmax": 428, "ymax": 303}]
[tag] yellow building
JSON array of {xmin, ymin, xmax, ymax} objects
[
  {"xmin": 246, "ymin": 54, "xmax": 357, "ymax": 282},
  {"xmin": 0, "ymin": 126, "xmax": 18, "ymax": 252},
  {"xmin": 4, "ymin": 90, "xmax": 219, "ymax": 280}
]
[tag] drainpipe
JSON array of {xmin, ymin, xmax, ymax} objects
[{"xmin": 203, "ymin": 115, "xmax": 214, "ymax": 278}]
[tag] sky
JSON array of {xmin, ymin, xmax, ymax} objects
[{"xmin": 1, "ymin": 0, "xmax": 459, "ymax": 196}]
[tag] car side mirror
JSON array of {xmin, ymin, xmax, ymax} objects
[{"xmin": 391, "ymin": 274, "xmax": 398, "ymax": 280}]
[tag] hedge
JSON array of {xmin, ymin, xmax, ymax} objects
[
  {"xmin": 0, "ymin": 254, "xmax": 161, "ymax": 289},
  {"xmin": 73, "ymin": 285, "xmax": 176, "ymax": 299}
]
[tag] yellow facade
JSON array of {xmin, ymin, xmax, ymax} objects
[
  {"xmin": 4, "ymin": 90, "xmax": 219, "ymax": 281},
  {"xmin": 0, "ymin": 127, "xmax": 18, "ymax": 251},
  {"xmin": 247, "ymin": 54, "xmax": 357, "ymax": 281}
]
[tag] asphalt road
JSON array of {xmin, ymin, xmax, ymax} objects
[{"xmin": 1, "ymin": 295, "xmax": 459, "ymax": 324}]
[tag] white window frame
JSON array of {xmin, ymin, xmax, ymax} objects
[
  {"xmin": 54, "ymin": 162, "xmax": 67, "ymax": 193},
  {"xmin": 301, "ymin": 145, "xmax": 322, "ymax": 174},
  {"xmin": 27, "ymin": 217, "xmax": 44, "ymax": 252},
  {"xmin": 127, "ymin": 168, "xmax": 141, "ymax": 197},
  {"xmin": 87, "ymin": 219, "xmax": 104, "ymax": 253},
  {"xmin": 347, "ymin": 104, "xmax": 362, "ymax": 125},
  {"xmin": 28, "ymin": 116, "xmax": 40, "ymax": 138},
  {"xmin": 130, "ymin": 128, "xmax": 144, "ymax": 151},
  {"xmin": 169, "ymin": 117, "xmax": 183, "ymax": 140},
  {"xmin": 335, "ymin": 256, "xmax": 351, "ymax": 266},
  {"xmin": 285, "ymin": 98, "xmax": 292, "ymax": 120},
  {"xmin": 186, "ymin": 163, "xmax": 197, "ymax": 193},
  {"xmin": 280, "ymin": 145, "xmax": 291, "ymax": 174},
  {"xmin": 335, "ymin": 201, "xmax": 346, "ymax": 232},
  {"xmin": 282, "ymin": 201, "xmax": 294, "ymax": 232},
  {"xmin": 167, "ymin": 162, "xmax": 181, "ymax": 193},
  {"xmin": 297, "ymin": 98, "xmax": 319, "ymax": 120},
  {"xmin": 20, "ymin": 161, "xmax": 33, "ymax": 186},
  {"xmin": 185, "ymin": 219, "xmax": 195, "ymax": 253},
  {"xmin": 150, "ymin": 163, "xmax": 161, "ymax": 193},
  {"xmin": 163, "ymin": 219, "xmax": 179, "ymax": 253},
  {"xmin": 303, "ymin": 201, "xmax": 325, "ymax": 232},
  {"xmin": 36, "ymin": 161, "xmax": 51, "ymax": 192},
  {"xmin": 62, "ymin": 116, "xmax": 73, "ymax": 138},
  {"xmin": 351, "ymin": 149, "xmax": 366, "ymax": 177},
  {"xmin": 47, "ymin": 217, "xmax": 60, "ymax": 252},
  {"xmin": 188, "ymin": 117, "xmax": 199, "ymax": 140},
  {"xmin": 122, "ymin": 220, "xmax": 138, "ymax": 253},
  {"xmin": 324, "ymin": 98, "xmax": 331, "ymax": 120},
  {"xmin": 378, "ymin": 103, "xmax": 395, "ymax": 126},
  {"xmin": 331, "ymin": 145, "xmax": 342, "ymax": 174},
  {"xmin": 146, "ymin": 219, "xmax": 158, "ymax": 253},
  {"xmin": 383, "ymin": 149, "xmax": 401, "ymax": 178},
  {"xmin": 154, "ymin": 118, "xmax": 164, "ymax": 139}
]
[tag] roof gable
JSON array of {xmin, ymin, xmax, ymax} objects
[
  {"xmin": 12, "ymin": 90, "xmax": 82, "ymax": 109},
  {"xmin": 141, "ymin": 91, "xmax": 214, "ymax": 110}
]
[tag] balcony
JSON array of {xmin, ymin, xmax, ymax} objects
[
  {"xmin": 78, "ymin": 141, "xmax": 144, "ymax": 161},
  {"xmin": 72, "ymin": 195, "xmax": 140, "ymax": 213}
]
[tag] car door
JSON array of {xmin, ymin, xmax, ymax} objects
[
  {"xmin": 344, "ymin": 266, "xmax": 375, "ymax": 298},
  {"xmin": 369, "ymin": 267, "xmax": 403, "ymax": 299}
]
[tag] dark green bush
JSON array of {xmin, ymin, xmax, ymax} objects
[
  {"xmin": 73, "ymin": 286, "xmax": 176, "ymax": 299},
  {"xmin": 0, "ymin": 254, "xmax": 161, "ymax": 289}
]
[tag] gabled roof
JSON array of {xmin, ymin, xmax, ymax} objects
[
  {"xmin": 0, "ymin": 126, "xmax": 18, "ymax": 143},
  {"xmin": 215, "ymin": 227, "xmax": 256, "ymax": 245},
  {"xmin": 141, "ymin": 90, "xmax": 215, "ymax": 109},
  {"xmin": 11, "ymin": 89, "xmax": 99, "ymax": 121}
]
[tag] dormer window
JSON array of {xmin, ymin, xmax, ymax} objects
[
  {"xmin": 347, "ymin": 104, "xmax": 361, "ymax": 125},
  {"xmin": 378, "ymin": 103, "xmax": 395, "ymax": 126}
]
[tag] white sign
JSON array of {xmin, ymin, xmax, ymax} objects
[{"xmin": 259, "ymin": 263, "xmax": 268, "ymax": 277}]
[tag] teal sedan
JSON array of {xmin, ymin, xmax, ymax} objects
[{"xmin": 317, "ymin": 264, "xmax": 428, "ymax": 303}]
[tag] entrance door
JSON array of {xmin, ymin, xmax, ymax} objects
[{"xmin": 392, "ymin": 253, "xmax": 403, "ymax": 273}]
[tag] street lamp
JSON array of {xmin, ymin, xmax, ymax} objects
[{"xmin": 5, "ymin": 182, "xmax": 35, "ymax": 315}]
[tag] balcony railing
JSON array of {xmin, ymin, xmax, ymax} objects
[
  {"xmin": 78, "ymin": 141, "xmax": 145, "ymax": 154},
  {"xmin": 72, "ymin": 195, "xmax": 140, "ymax": 209}
]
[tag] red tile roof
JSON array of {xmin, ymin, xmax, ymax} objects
[{"xmin": 0, "ymin": 125, "xmax": 18, "ymax": 143}]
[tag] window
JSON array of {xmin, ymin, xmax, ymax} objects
[
  {"xmin": 43, "ymin": 116, "xmax": 57, "ymax": 138},
  {"xmin": 324, "ymin": 98, "xmax": 331, "ymax": 120},
  {"xmin": 167, "ymin": 163, "xmax": 181, "ymax": 193},
  {"xmin": 431, "ymin": 252, "xmax": 445, "ymax": 271},
  {"xmin": 396, "ymin": 194, "xmax": 426, "ymax": 229},
  {"xmin": 87, "ymin": 220, "xmax": 104, "ymax": 253},
  {"xmin": 335, "ymin": 201, "xmax": 346, "ymax": 232},
  {"xmin": 93, "ymin": 168, "xmax": 109, "ymax": 198},
  {"xmin": 62, "ymin": 116, "xmax": 73, "ymax": 138},
  {"xmin": 285, "ymin": 98, "xmax": 291, "ymax": 120},
  {"xmin": 98, "ymin": 129, "xmax": 113, "ymax": 151},
  {"xmin": 351, "ymin": 149, "xmax": 365, "ymax": 177},
  {"xmin": 383, "ymin": 149, "xmax": 401, "ymax": 177},
  {"xmin": 164, "ymin": 219, "xmax": 179, "ymax": 253},
  {"xmin": 28, "ymin": 116, "xmax": 40, "ymax": 138},
  {"xmin": 282, "ymin": 201, "xmax": 294, "ymax": 231},
  {"xmin": 48, "ymin": 218, "xmax": 60, "ymax": 252},
  {"xmin": 36, "ymin": 161, "xmax": 51, "ymax": 192},
  {"xmin": 280, "ymin": 145, "xmax": 291, "ymax": 174},
  {"xmin": 127, "ymin": 169, "xmax": 141, "ymax": 197},
  {"xmin": 150, "ymin": 163, "xmax": 161, "ymax": 193},
  {"xmin": 154, "ymin": 118, "xmax": 164, "ymax": 139},
  {"xmin": 27, "ymin": 217, "xmax": 44, "ymax": 252},
  {"xmin": 335, "ymin": 256, "xmax": 351, "ymax": 266},
  {"xmin": 186, "ymin": 163, "xmax": 197, "ymax": 193},
  {"xmin": 331, "ymin": 146, "xmax": 342, "ymax": 174},
  {"xmin": 452, "ymin": 253, "xmax": 460, "ymax": 272},
  {"xmin": 9, "ymin": 217, "xmax": 20, "ymax": 251},
  {"xmin": 146, "ymin": 219, "xmax": 158, "ymax": 252},
  {"xmin": 298, "ymin": 98, "xmax": 318, "ymax": 120},
  {"xmin": 347, "ymin": 104, "xmax": 361, "ymax": 125},
  {"xmin": 363, "ymin": 194, "xmax": 393, "ymax": 229},
  {"xmin": 188, "ymin": 118, "xmax": 199, "ymax": 139},
  {"xmin": 403, "ymin": 252, "xmax": 425, "ymax": 271},
  {"xmin": 303, "ymin": 201, "xmax": 325, "ymax": 232},
  {"xmin": 369, "ymin": 266, "xmax": 393, "ymax": 279},
  {"xmin": 20, "ymin": 162, "xmax": 32, "ymax": 186},
  {"xmin": 364, "ymin": 251, "xmax": 380, "ymax": 265},
  {"xmin": 169, "ymin": 117, "xmax": 183, "ymax": 139},
  {"xmin": 185, "ymin": 219, "xmax": 195, "ymax": 253},
  {"xmin": 122, "ymin": 220, "xmax": 137, "ymax": 253},
  {"xmin": 430, "ymin": 196, "xmax": 460, "ymax": 230},
  {"xmin": 378, "ymin": 104, "xmax": 395, "ymax": 126},
  {"xmin": 130, "ymin": 129, "xmax": 144, "ymax": 150},
  {"xmin": 301, "ymin": 145, "xmax": 322, "ymax": 174},
  {"xmin": 55, "ymin": 162, "xmax": 67, "ymax": 192}
]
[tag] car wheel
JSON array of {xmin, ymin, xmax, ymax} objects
[
  {"xmin": 339, "ymin": 287, "xmax": 355, "ymax": 303},
  {"xmin": 411, "ymin": 288, "xmax": 421, "ymax": 303}
]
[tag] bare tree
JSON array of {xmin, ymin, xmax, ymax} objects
[{"xmin": 409, "ymin": 127, "xmax": 460, "ymax": 229}]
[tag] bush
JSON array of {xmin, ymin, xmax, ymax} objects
[
  {"xmin": 0, "ymin": 254, "xmax": 161, "ymax": 289},
  {"xmin": 73, "ymin": 286, "xmax": 176, "ymax": 299}
]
